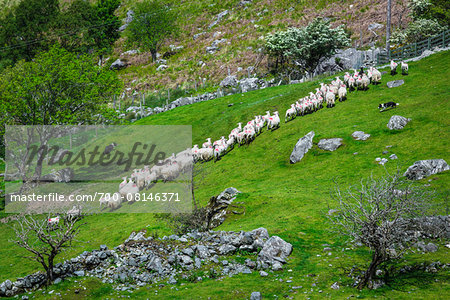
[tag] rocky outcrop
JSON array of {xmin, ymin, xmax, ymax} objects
[
  {"xmin": 220, "ymin": 75, "xmax": 239, "ymax": 88},
  {"xmin": 290, "ymin": 131, "xmax": 314, "ymax": 164},
  {"xmin": 318, "ymin": 138, "xmax": 342, "ymax": 151},
  {"xmin": 387, "ymin": 115, "xmax": 411, "ymax": 130},
  {"xmin": 0, "ymin": 227, "xmax": 292, "ymax": 297},
  {"xmin": 41, "ymin": 168, "xmax": 74, "ymax": 183},
  {"xmin": 404, "ymin": 159, "xmax": 449, "ymax": 180}
]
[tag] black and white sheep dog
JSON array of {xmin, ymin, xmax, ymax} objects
[
  {"xmin": 103, "ymin": 142, "xmax": 117, "ymax": 155},
  {"xmin": 378, "ymin": 102, "xmax": 399, "ymax": 111}
]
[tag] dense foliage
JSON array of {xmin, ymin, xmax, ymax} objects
[
  {"xmin": 0, "ymin": 45, "xmax": 121, "ymax": 128},
  {"xmin": 265, "ymin": 19, "xmax": 350, "ymax": 76},
  {"xmin": 390, "ymin": 0, "xmax": 449, "ymax": 45},
  {"xmin": 0, "ymin": 0, "xmax": 120, "ymax": 69},
  {"xmin": 125, "ymin": 0, "xmax": 178, "ymax": 62}
]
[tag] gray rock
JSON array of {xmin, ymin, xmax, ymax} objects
[
  {"xmin": 180, "ymin": 255, "xmax": 193, "ymax": 265},
  {"xmin": 156, "ymin": 64, "xmax": 168, "ymax": 71},
  {"xmin": 121, "ymin": 50, "xmax": 140, "ymax": 56},
  {"xmin": 352, "ymin": 131, "xmax": 371, "ymax": 141},
  {"xmin": 74, "ymin": 270, "xmax": 85, "ymax": 277},
  {"xmin": 368, "ymin": 23, "xmax": 383, "ymax": 31},
  {"xmin": 404, "ymin": 159, "xmax": 449, "ymax": 180},
  {"xmin": 250, "ymin": 292, "xmax": 261, "ymax": 300},
  {"xmin": 206, "ymin": 46, "xmax": 219, "ymax": 54},
  {"xmin": 272, "ymin": 262, "xmax": 283, "ymax": 271},
  {"xmin": 218, "ymin": 244, "xmax": 236, "ymax": 255},
  {"xmin": 209, "ymin": 10, "xmax": 229, "ymax": 29},
  {"xmin": 53, "ymin": 278, "xmax": 62, "ymax": 284},
  {"xmin": 259, "ymin": 271, "xmax": 268, "ymax": 277},
  {"xmin": 318, "ymin": 138, "xmax": 343, "ymax": 151},
  {"xmin": 4, "ymin": 280, "xmax": 12, "ymax": 290},
  {"xmin": 387, "ymin": 115, "xmax": 411, "ymax": 130},
  {"xmin": 251, "ymin": 227, "xmax": 269, "ymax": 249},
  {"xmin": 41, "ymin": 167, "xmax": 74, "ymax": 183},
  {"xmin": 258, "ymin": 236, "xmax": 293, "ymax": 265},
  {"xmin": 390, "ymin": 154, "xmax": 398, "ymax": 160},
  {"xmin": 331, "ymin": 282, "xmax": 340, "ymax": 290},
  {"xmin": 99, "ymin": 245, "xmax": 108, "ymax": 251},
  {"xmin": 109, "ymin": 59, "xmax": 126, "ymax": 70},
  {"xmin": 220, "ymin": 75, "xmax": 239, "ymax": 88},
  {"xmin": 387, "ymin": 80, "xmax": 404, "ymax": 88},
  {"xmin": 290, "ymin": 131, "xmax": 315, "ymax": 164},
  {"xmin": 196, "ymin": 245, "xmax": 210, "ymax": 259},
  {"xmin": 239, "ymin": 78, "xmax": 259, "ymax": 93},
  {"xmin": 425, "ymin": 243, "xmax": 438, "ymax": 253}
]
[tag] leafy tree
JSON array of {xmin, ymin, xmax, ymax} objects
[
  {"xmin": 8, "ymin": 0, "xmax": 59, "ymax": 61},
  {"xmin": 0, "ymin": 45, "xmax": 121, "ymax": 180},
  {"xmin": 53, "ymin": 0, "xmax": 120, "ymax": 63},
  {"xmin": 125, "ymin": 0, "xmax": 177, "ymax": 62},
  {"xmin": 330, "ymin": 172, "xmax": 438, "ymax": 289},
  {"xmin": 265, "ymin": 19, "xmax": 350, "ymax": 76}
]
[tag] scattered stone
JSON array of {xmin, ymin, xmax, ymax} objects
[
  {"xmin": 331, "ymin": 282, "xmax": 340, "ymax": 290},
  {"xmin": 352, "ymin": 131, "xmax": 370, "ymax": 141},
  {"xmin": 259, "ymin": 271, "xmax": 268, "ymax": 277},
  {"xmin": 390, "ymin": 154, "xmax": 398, "ymax": 160},
  {"xmin": 387, "ymin": 115, "xmax": 411, "ymax": 130},
  {"xmin": 290, "ymin": 131, "xmax": 315, "ymax": 164},
  {"xmin": 258, "ymin": 236, "xmax": 293, "ymax": 266},
  {"xmin": 109, "ymin": 59, "xmax": 127, "ymax": 70},
  {"xmin": 74, "ymin": 271, "xmax": 85, "ymax": 277},
  {"xmin": 250, "ymin": 291, "xmax": 261, "ymax": 300},
  {"xmin": 387, "ymin": 80, "xmax": 405, "ymax": 88},
  {"xmin": 382, "ymin": 151, "xmax": 389, "ymax": 154},
  {"xmin": 209, "ymin": 10, "xmax": 229, "ymax": 29},
  {"xmin": 404, "ymin": 159, "xmax": 449, "ymax": 180},
  {"xmin": 53, "ymin": 278, "xmax": 62, "ymax": 284},
  {"xmin": 156, "ymin": 65, "xmax": 168, "ymax": 71},
  {"xmin": 318, "ymin": 138, "xmax": 343, "ymax": 151}
]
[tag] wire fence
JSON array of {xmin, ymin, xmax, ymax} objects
[{"xmin": 377, "ymin": 29, "xmax": 450, "ymax": 65}]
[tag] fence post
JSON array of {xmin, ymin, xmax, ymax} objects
[
  {"xmin": 443, "ymin": 31, "xmax": 446, "ymax": 47},
  {"xmin": 427, "ymin": 37, "xmax": 431, "ymax": 50},
  {"xmin": 415, "ymin": 42, "xmax": 417, "ymax": 57}
]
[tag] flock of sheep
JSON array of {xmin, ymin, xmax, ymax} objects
[{"xmin": 68, "ymin": 60, "xmax": 410, "ymax": 213}]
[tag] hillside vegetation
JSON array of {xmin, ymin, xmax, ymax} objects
[
  {"xmin": 0, "ymin": 49, "xmax": 449, "ymax": 299},
  {"xmin": 113, "ymin": 0, "xmax": 411, "ymax": 91}
]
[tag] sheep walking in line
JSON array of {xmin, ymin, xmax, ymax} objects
[
  {"xmin": 285, "ymin": 104, "xmax": 296, "ymax": 123},
  {"xmin": 267, "ymin": 111, "xmax": 280, "ymax": 130},
  {"xmin": 202, "ymin": 138, "xmax": 212, "ymax": 148},
  {"xmin": 108, "ymin": 193, "xmax": 123, "ymax": 210},
  {"xmin": 390, "ymin": 60, "xmax": 398, "ymax": 75},
  {"xmin": 369, "ymin": 67, "xmax": 382, "ymax": 84},
  {"xmin": 48, "ymin": 216, "xmax": 60, "ymax": 228},
  {"xmin": 401, "ymin": 61, "xmax": 409, "ymax": 75},
  {"xmin": 338, "ymin": 84, "xmax": 347, "ymax": 102},
  {"xmin": 326, "ymin": 89, "xmax": 335, "ymax": 108}
]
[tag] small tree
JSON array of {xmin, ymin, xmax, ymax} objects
[
  {"xmin": 11, "ymin": 212, "xmax": 86, "ymax": 286},
  {"xmin": 125, "ymin": 0, "xmax": 177, "ymax": 62},
  {"xmin": 330, "ymin": 172, "xmax": 436, "ymax": 289},
  {"xmin": 265, "ymin": 19, "xmax": 350, "ymax": 76}
]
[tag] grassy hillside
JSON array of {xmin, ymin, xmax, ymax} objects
[
  {"xmin": 0, "ymin": 50, "xmax": 449, "ymax": 299},
  {"xmin": 113, "ymin": 0, "xmax": 411, "ymax": 92}
]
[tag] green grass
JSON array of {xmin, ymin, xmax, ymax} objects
[{"xmin": 1, "ymin": 51, "xmax": 449, "ymax": 299}]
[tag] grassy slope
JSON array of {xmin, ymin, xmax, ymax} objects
[{"xmin": 0, "ymin": 51, "xmax": 449, "ymax": 299}]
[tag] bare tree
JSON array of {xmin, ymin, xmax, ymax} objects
[
  {"xmin": 10, "ymin": 211, "xmax": 86, "ymax": 286},
  {"xmin": 330, "ymin": 171, "xmax": 436, "ymax": 289}
]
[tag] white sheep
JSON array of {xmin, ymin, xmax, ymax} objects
[
  {"xmin": 338, "ymin": 84, "xmax": 347, "ymax": 102},
  {"xmin": 370, "ymin": 67, "xmax": 382, "ymax": 84},
  {"xmin": 108, "ymin": 193, "xmax": 123, "ymax": 210},
  {"xmin": 285, "ymin": 104, "xmax": 296, "ymax": 123},
  {"xmin": 326, "ymin": 89, "xmax": 335, "ymax": 108},
  {"xmin": 401, "ymin": 61, "xmax": 408, "ymax": 75},
  {"xmin": 361, "ymin": 74, "xmax": 370, "ymax": 90},
  {"xmin": 48, "ymin": 216, "xmax": 60, "ymax": 227},
  {"xmin": 267, "ymin": 111, "xmax": 280, "ymax": 130},
  {"xmin": 202, "ymin": 138, "xmax": 212, "ymax": 148},
  {"xmin": 390, "ymin": 60, "xmax": 398, "ymax": 75}
]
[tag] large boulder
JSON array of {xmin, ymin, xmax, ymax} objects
[
  {"xmin": 404, "ymin": 159, "xmax": 449, "ymax": 180},
  {"xmin": 257, "ymin": 236, "xmax": 293, "ymax": 266},
  {"xmin": 109, "ymin": 59, "xmax": 127, "ymax": 70},
  {"xmin": 290, "ymin": 131, "xmax": 314, "ymax": 164},
  {"xmin": 220, "ymin": 75, "xmax": 239, "ymax": 88},
  {"xmin": 318, "ymin": 138, "xmax": 342, "ymax": 151},
  {"xmin": 352, "ymin": 131, "xmax": 370, "ymax": 141},
  {"xmin": 387, "ymin": 115, "xmax": 411, "ymax": 130}
]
